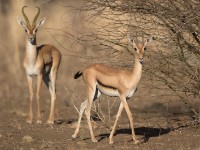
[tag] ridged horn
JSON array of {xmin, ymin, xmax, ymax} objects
[
  {"xmin": 22, "ymin": 6, "xmax": 30, "ymax": 25},
  {"xmin": 32, "ymin": 7, "xmax": 40, "ymax": 26}
]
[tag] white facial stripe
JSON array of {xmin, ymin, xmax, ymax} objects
[{"xmin": 33, "ymin": 29, "xmax": 38, "ymax": 34}]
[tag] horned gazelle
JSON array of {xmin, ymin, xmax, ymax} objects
[
  {"xmin": 16, "ymin": 6, "xmax": 61, "ymax": 124},
  {"xmin": 72, "ymin": 35, "xmax": 152, "ymax": 144}
]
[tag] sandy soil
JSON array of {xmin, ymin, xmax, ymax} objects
[{"xmin": 0, "ymin": 72, "xmax": 199, "ymax": 150}]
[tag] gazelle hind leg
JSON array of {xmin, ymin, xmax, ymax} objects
[
  {"xmin": 42, "ymin": 65, "xmax": 54, "ymax": 124},
  {"xmin": 72, "ymin": 100, "xmax": 87, "ymax": 139},
  {"xmin": 47, "ymin": 49, "xmax": 61, "ymax": 124},
  {"xmin": 72, "ymin": 88, "xmax": 101, "ymax": 139},
  {"xmin": 47, "ymin": 67, "xmax": 57, "ymax": 124},
  {"xmin": 85, "ymin": 86, "xmax": 98, "ymax": 142}
]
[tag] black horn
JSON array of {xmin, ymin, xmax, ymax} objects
[
  {"xmin": 32, "ymin": 7, "xmax": 40, "ymax": 26},
  {"xmin": 22, "ymin": 6, "xmax": 30, "ymax": 25}
]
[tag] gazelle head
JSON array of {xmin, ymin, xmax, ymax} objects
[
  {"xmin": 16, "ymin": 6, "xmax": 46, "ymax": 45},
  {"xmin": 128, "ymin": 35, "xmax": 152, "ymax": 64}
]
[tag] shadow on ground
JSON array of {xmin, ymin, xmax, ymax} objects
[
  {"xmin": 54, "ymin": 118, "xmax": 77, "ymax": 125},
  {"xmin": 98, "ymin": 127, "xmax": 171, "ymax": 143}
]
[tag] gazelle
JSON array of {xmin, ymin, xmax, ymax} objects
[
  {"xmin": 16, "ymin": 6, "xmax": 61, "ymax": 124},
  {"xmin": 72, "ymin": 35, "xmax": 152, "ymax": 144}
]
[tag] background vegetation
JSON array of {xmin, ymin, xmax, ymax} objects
[{"xmin": 0, "ymin": 0, "xmax": 199, "ymax": 122}]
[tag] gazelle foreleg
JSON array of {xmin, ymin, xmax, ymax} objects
[
  {"xmin": 109, "ymin": 102, "xmax": 124, "ymax": 144},
  {"xmin": 26, "ymin": 75, "xmax": 33, "ymax": 124},
  {"xmin": 36, "ymin": 74, "xmax": 42, "ymax": 124},
  {"xmin": 119, "ymin": 94, "xmax": 139, "ymax": 144}
]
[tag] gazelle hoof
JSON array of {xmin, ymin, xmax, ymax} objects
[
  {"xmin": 109, "ymin": 137, "xmax": 114, "ymax": 144},
  {"xmin": 134, "ymin": 140, "xmax": 139, "ymax": 144},
  {"xmin": 47, "ymin": 120, "xmax": 54, "ymax": 124},
  {"xmin": 37, "ymin": 120, "xmax": 42, "ymax": 124},
  {"xmin": 109, "ymin": 140, "xmax": 114, "ymax": 144},
  {"xmin": 72, "ymin": 134, "xmax": 77, "ymax": 139},
  {"xmin": 92, "ymin": 138, "xmax": 98, "ymax": 143},
  {"xmin": 26, "ymin": 119, "xmax": 32, "ymax": 124}
]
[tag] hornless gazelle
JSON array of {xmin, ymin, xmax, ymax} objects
[
  {"xmin": 16, "ymin": 6, "xmax": 61, "ymax": 124},
  {"xmin": 72, "ymin": 35, "xmax": 152, "ymax": 144}
]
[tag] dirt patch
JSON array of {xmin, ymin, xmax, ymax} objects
[{"xmin": 0, "ymin": 76, "xmax": 199, "ymax": 150}]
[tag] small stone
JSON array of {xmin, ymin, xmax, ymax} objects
[{"xmin": 22, "ymin": 135, "xmax": 33, "ymax": 143}]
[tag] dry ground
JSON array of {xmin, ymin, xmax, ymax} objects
[{"xmin": 0, "ymin": 73, "xmax": 200, "ymax": 150}]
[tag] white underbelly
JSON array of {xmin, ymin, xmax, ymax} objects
[
  {"xmin": 97, "ymin": 83, "xmax": 136, "ymax": 98},
  {"xmin": 97, "ymin": 84, "xmax": 119, "ymax": 97},
  {"xmin": 126, "ymin": 88, "xmax": 136, "ymax": 98}
]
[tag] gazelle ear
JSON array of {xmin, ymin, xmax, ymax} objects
[
  {"xmin": 128, "ymin": 35, "xmax": 136, "ymax": 47},
  {"xmin": 16, "ymin": 16, "xmax": 27, "ymax": 29},
  {"xmin": 35, "ymin": 17, "xmax": 46, "ymax": 28},
  {"xmin": 144, "ymin": 36, "xmax": 153, "ymax": 46}
]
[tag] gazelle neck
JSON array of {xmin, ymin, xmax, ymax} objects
[
  {"xmin": 131, "ymin": 54, "xmax": 143, "ymax": 86},
  {"xmin": 25, "ymin": 37, "xmax": 37, "ymax": 68}
]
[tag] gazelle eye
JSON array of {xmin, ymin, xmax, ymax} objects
[
  {"xmin": 134, "ymin": 48, "xmax": 137, "ymax": 51},
  {"xmin": 144, "ymin": 47, "xmax": 147, "ymax": 51},
  {"xmin": 35, "ymin": 29, "xmax": 38, "ymax": 32},
  {"xmin": 25, "ymin": 29, "xmax": 27, "ymax": 32}
]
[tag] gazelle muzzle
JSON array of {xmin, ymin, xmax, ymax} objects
[
  {"xmin": 28, "ymin": 37, "xmax": 36, "ymax": 45},
  {"xmin": 138, "ymin": 58, "xmax": 144, "ymax": 64}
]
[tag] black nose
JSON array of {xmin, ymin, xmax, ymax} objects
[{"xmin": 28, "ymin": 38, "xmax": 36, "ymax": 45}]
